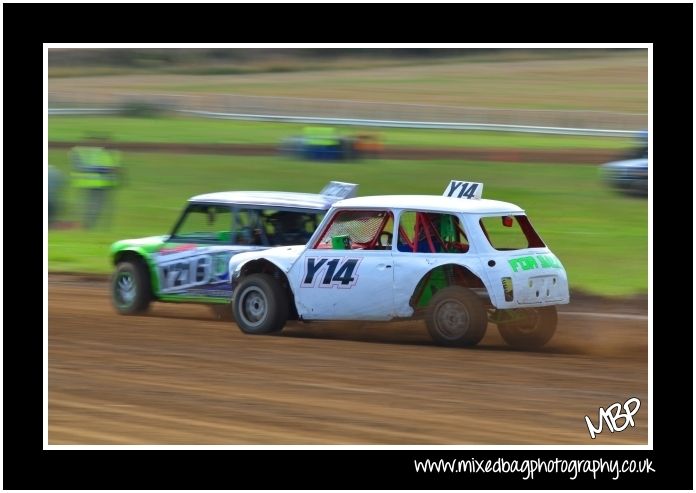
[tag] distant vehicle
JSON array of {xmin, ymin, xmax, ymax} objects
[
  {"xmin": 279, "ymin": 127, "xmax": 383, "ymax": 160},
  {"xmin": 109, "ymin": 181, "xmax": 358, "ymax": 319},
  {"xmin": 601, "ymin": 131, "xmax": 648, "ymax": 196},
  {"xmin": 227, "ymin": 180, "xmax": 570, "ymax": 349},
  {"xmin": 47, "ymin": 165, "xmax": 64, "ymax": 226}
]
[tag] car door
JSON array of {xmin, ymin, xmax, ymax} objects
[
  {"xmin": 154, "ymin": 203, "xmax": 237, "ymax": 301},
  {"xmin": 391, "ymin": 210, "xmax": 482, "ymax": 316},
  {"xmin": 291, "ymin": 209, "xmax": 395, "ymax": 320}
]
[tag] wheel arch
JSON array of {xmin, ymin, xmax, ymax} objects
[
  {"xmin": 113, "ymin": 249, "xmax": 158, "ymax": 298},
  {"xmin": 235, "ymin": 258, "xmax": 298, "ymax": 320},
  {"xmin": 410, "ymin": 263, "xmax": 492, "ymax": 309}
]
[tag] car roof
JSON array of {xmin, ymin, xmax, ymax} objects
[
  {"xmin": 188, "ymin": 191, "xmax": 337, "ymax": 210},
  {"xmin": 331, "ymin": 195, "xmax": 524, "ymax": 214},
  {"xmin": 602, "ymin": 158, "xmax": 648, "ymax": 168}
]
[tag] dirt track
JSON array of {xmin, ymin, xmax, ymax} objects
[{"xmin": 48, "ymin": 274, "xmax": 648, "ymax": 445}]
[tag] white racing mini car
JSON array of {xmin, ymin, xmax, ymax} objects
[{"xmin": 228, "ymin": 181, "xmax": 570, "ymax": 348}]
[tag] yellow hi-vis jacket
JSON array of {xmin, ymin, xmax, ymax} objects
[{"xmin": 71, "ymin": 147, "xmax": 121, "ymax": 188}]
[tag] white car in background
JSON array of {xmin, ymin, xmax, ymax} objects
[
  {"xmin": 228, "ymin": 181, "xmax": 570, "ymax": 348},
  {"xmin": 601, "ymin": 130, "xmax": 648, "ymax": 196}
]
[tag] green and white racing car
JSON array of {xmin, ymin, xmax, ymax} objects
[{"xmin": 109, "ymin": 181, "xmax": 357, "ymax": 319}]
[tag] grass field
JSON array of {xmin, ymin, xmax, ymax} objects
[
  {"xmin": 48, "ymin": 51, "xmax": 647, "ymax": 112},
  {"xmin": 47, "ymin": 151, "xmax": 647, "ymax": 296},
  {"xmin": 48, "ymin": 116, "xmax": 635, "ymax": 150}
]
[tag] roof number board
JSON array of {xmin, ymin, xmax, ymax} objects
[{"xmin": 443, "ymin": 180, "xmax": 484, "ymax": 200}]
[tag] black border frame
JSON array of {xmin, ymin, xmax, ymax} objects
[{"xmin": 5, "ymin": 2, "xmax": 692, "ymax": 490}]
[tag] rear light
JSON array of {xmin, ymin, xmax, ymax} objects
[{"xmin": 501, "ymin": 277, "xmax": 513, "ymax": 302}]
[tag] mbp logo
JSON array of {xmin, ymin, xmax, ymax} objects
[{"xmin": 584, "ymin": 397, "xmax": 641, "ymax": 439}]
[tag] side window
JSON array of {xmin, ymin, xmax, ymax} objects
[
  {"xmin": 231, "ymin": 209, "xmax": 326, "ymax": 246},
  {"xmin": 171, "ymin": 205, "xmax": 232, "ymax": 244},
  {"xmin": 263, "ymin": 210, "xmax": 325, "ymax": 246},
  {"xmin": 397, "ymin": 211, "xmax": 469, "ymax": 253},
  {"xmin": 314, "ymin": 210, "xmax": 393, "ymax": 250},
  {"xmin": 233, "ymin": 209, "xmax": 261, "ymax": 245},
  {"xmin": 479, "ymin": 215, "xmax": 545, "ymax": 250}
]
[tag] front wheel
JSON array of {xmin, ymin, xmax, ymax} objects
[
  {"xmin": 112, "ymin": 261, "xmax": 151, "ymax": 315},
  {"xmin": 425, "ymin": 286, "xmax": 488, "ymax": 347},
  {"xmin": 496, "ymin": 306, "xmax": 557, "ymax": 349},
  {"xmin": 233, "ymin": 274, "xmax": 288, "ymax": 334}
]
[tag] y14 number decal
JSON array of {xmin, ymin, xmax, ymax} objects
[{"xmin": 301, "ymin": 257, "xmax": 361, "ymax": 288}]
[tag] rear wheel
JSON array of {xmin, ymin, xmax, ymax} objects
[
  {"xmin": 112, "ymin": 261, "xmax": 151, "ymax": 315},
  {"xmin": 496, "ymin": 306, "xmax": 557, "ymax": 349},
  {"xmin": 233, "ymin": 274, "xmax": 288, "ymax": 334},
  {"xmin": 425, "ymin": 286, "xmax": 487, "ymax": 347}
]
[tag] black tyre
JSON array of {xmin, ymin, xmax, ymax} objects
[
  {"xmin": 233, "ymin": 273, "xmax": 288, "ymax": 334},
  {"xmin": 112, "ymin": 260, "xmax": 151, "ymax": 315},
  {"xmin": 210, "ymin": 304, "xmax": 235, "ymax": 321},
  {"xmin": 497, "ymin": 306, "xmax": 557, "ymax": 349},
  {"xmin": 425, "ymin": 286, "xmax": 487, "ymax": 347}
]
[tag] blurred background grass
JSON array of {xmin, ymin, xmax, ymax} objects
[
  {"xmin": 48, "ymin": 49, "xmax": 647, "ymax": 112},
  {"xmin": 48, "ymin": 116, "xmax": 634, "ymax": 150}
]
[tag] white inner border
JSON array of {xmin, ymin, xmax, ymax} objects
[{"xmin": 43, "ymin": 43, "xmax": 652, "ymax": 451}]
